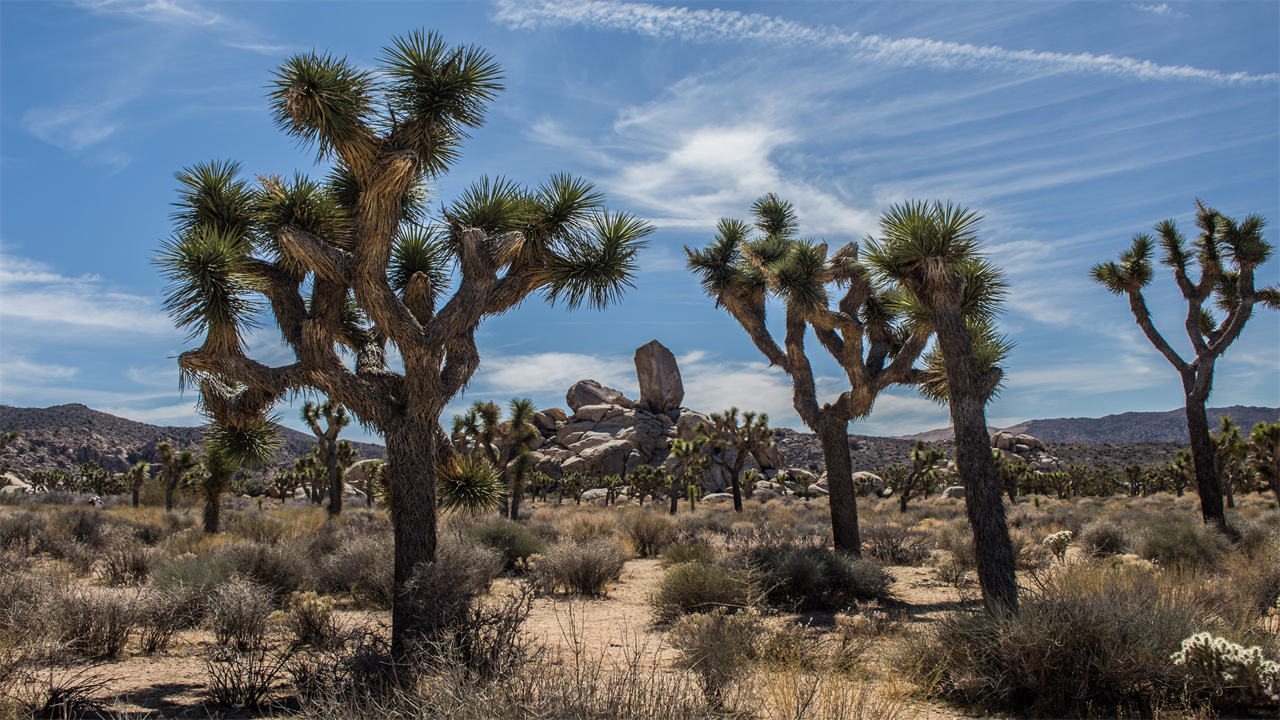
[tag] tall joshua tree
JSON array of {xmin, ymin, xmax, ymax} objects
[
  {"xmin": 687, "ymin": 195, "xmax": 930, "ymax": 553},
  {"xmin": 865, "ymin": 201, "xmax": 1018, "ymax": 613},
  {"xmin": 1091, "ymin": 201, "xmax": 1277, "ymax": 529},
  {"xmin": 154, "ymin": 31, "xmax": 649, "ymax": 655},
  {"xmin": 302, "ymin": 400, "xmax": 358, "ymax": 516},
  {"xmin": 700, "ymin": 408, "xmax": 772, "ymax": 513}
]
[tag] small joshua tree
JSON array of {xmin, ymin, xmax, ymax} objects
[
  {"xmin": 1091, "ymin": 201, "xmax": 1277, "ymax": 529},
  {"xmin": 1248, "ymin": 421, "xmax": 1280, "ymax": 505},
  {"xmin": 699, "ymin": 408, "xmax": 772, "ymax": 512},
  {"xmin": 626, "ymin": 464, "xmax": 667, "ymax": 506},
  {"xmin": 200, "ymin": 419, "xmax": 282, "ymax": 534},
  {"xmin": 669, "ymin": 436, "xmax": 711, "ymax": 514},
  {"xmin": 1212, "ymin": 416, "xmax": 1253, "ymax": 509},
  {"xmin": 156, "ymin": 442, "xmax": 199, "ymax": 512},
  {"xmin": 898, "ymin": 440, "xmax": 944, "ymax": 513},
  {"xmin": 452, "ymin": 398, "xmax": 539, "ymax": 519},
  {"xmin": 301, "ymin": 400, "xmax": 358, "ymax": 516},
  {"xmin": 125, "ymin": 461, "xmax": 151, "ymax": 508}
]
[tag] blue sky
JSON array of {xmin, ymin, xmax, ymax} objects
[{"xmin": 1, "ymin": 0, "xmax": 1277, "ymax": 444}]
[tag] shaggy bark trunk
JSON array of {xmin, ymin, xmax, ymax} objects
[
  {"xmin": 818, "ymin": 417, "xmax": 860, "ymax": 556},
  {"xmin": 669, "ymin": 475, "xmax": 680, "ymax": 515},
  {"xmin": 203, "ymin": 495, "xmax": 220, "ymax": 534},
  {"xmin": 386, "ymin": 419, "xmax": 440, "ymax": 660},
  {"xmin": 508, "ymin": 472, "xmax": 524, "ymax": 520},
  {"xmin": 164, "ymin": 479, "xmax": 176, "ymax": 513},
  {"xmin": 931, "ymin": 291, "xmax": 1017, "ymax": 614},
  {"xmin": 729, "ymin": 454, "xmax": 747, "ymax": 513},
  {"xmin": 327, "ymin": 458, "xmax": 343, "ymax": 517},
  {"xmin": 132, "ymin": 485, "xmax": 141, "ymax": 509},
  {"xmin": 1185, "ymin": 400, "xmax": 1227, "ymax": 530}
]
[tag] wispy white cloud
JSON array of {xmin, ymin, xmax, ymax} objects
[
  {"xmin": 1134, "ymin": 4, "xmax": 1184, "ymax": 19},
  {"xmin": 0, "ymin": 359, "xmax": 80, "ymax": 385},
  {"xmin": 495, "ymin": 0, "xmax": 1275, "ymax": 85},
  {"xmin": 0, "ymin": 252, "xmax": 174, "ymax": 335},
  {"xmin": 77, "ymin": 0, "xmax": 222, "ymax": 26}
]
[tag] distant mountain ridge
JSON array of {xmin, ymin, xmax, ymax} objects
[
  {"xmin": 0, "ymin": 404, "xmax": 385, "ymax": 478},
  {"xmin": 897, "ymin": 405, "xmax": 1278, "ymax": 444}
]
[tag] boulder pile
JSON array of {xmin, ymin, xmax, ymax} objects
[
  {"xmin": 990, "ymin": 430, "xmax": 1067, "ymax": 472},
  {"xmin": 524, "ymin": 340, "xmax": 784, "ymax": 493}
]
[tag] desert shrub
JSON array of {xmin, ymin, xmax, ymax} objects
[
  {"xmin": 315, "ymin": 536, "xmax": 394, "ymax": 608},
  {"xmin": 744, "ymin": 541, "xmax": 891, "ymax": 611},
  {"xmin": 207, "ymin": 577, "xmax": 274, "ymax": 650},
  {"xmin": 1172, "ymin": 632, "xmax": 1280, "ymax": 708},
  {"xmin": 536, "ymin": 539, "xmax": 627, "ymax": 596},
  {"xmin": 152, "ymin": 553, "xmax": 235, "ymax": 594},
  {"xmin": 1222, "ymin": 551, "xmax": 1280, "ymax": 616},
  {"xmin": 279, "ymin": 591, "xmax": 340, "ymax": 649},
  {"xmin": 861, "ymin": 523, "xmax": 933, "ymax": 565},
  {"xmin": 0, "ymin": 566, "xmax": 65, "ymax": 638},
  {"xmin": 42, "ymin": 539, "xmax": 96, "ymax": 574},
  {"xmin": 661, "ymin": 542, "xmax": 717, "ymax": 567},
  {"xmin": 898, "ymin": 563, "xmax": 1222, "ymax": 715},
  {"xmin": 566, "ymin": 513, "xmax": 617, "ymax": 543},
  {"xmin": 205, "ymin": 647, "xmax": 291, "ymax": 707},
  {"xmin": 138, "ymin": 585, "xmax": 201, "ymax": 654},
  {"xmin": 1137, "ymin": 516, "xmax": 1229, "ymax": 570},
  {"xmin": 306, "ymin": 522, "xmax": 346, "ymax": 557},
  {"xmin": 676, "ymin": 511, "xmax": 735, "ymax": 538},
  {"xmin": 670, "ymin": 608, "xmax": 762, "ymax": 707},
  {"xmin": 934, "ymin": 518, "xmax": 976, "ymax": 580},
  {"xmin": 1080, "ymin": 519, "xmax": 1128, "ymax": 557},
  {"xmin": 462, "ymin": 518, "xmax": 545, "ymax": 571},
  {"xmin": 623, "ymin": 510, "xmax": 675, "ymax": 558},
  {"xmin": 55, "ymin": 507, "xmax": 105, "ymax": 547},
  {"xmin": 0, "ymin": 512, "xmax": 44, "ymax": 553},
  {"xmin": 651, "ymin": 562, "xmax": 758, "ymax": 623},
  {"xmin": 101, "ymin": 543, "xmax": 155, "ymax": 585},
  {"xmin": 224, "ymin": 540, "xmax": 305, "ymax": 601},
  {"xmin": 59, "ymin": 588, "xmax": 137, "ymax": 659},
  {"xmin": 132, "ymin": 521, "xmax": 168, "ymax": 545},
  {"xmin": 1226, "ymin": 514, "xmax": 1275, "ymax": 558},
  {"xmin": 226, "ymin": 512, "xmax": 287, "ymax": 544}
]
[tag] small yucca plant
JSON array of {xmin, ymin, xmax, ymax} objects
[{"xmin": 437, "ymin": 452, "xmax": 504, "ymax": 514}]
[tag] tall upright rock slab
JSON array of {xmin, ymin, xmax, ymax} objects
[{"xmin": 634, "ymin": 340, "xmax": 684, "ymax": 413}]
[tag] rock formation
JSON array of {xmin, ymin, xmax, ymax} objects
[
  {"xmin": 634, "ymin": 339, "xmax": 684, "ymax": 413},
  {"xmin": 991, "ymin": 430, "xmax": 1067, "ymax": 473}
]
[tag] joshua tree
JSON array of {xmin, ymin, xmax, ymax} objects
[
  {"xmin": 125, "ymin": 461, "xmax": 151, "ymax": 508},
  {"xmin": 76, "ymin": 461, "xmax": 125, "ymax": 497},
  {"xmin": 0, "ymin": 430, "xmax": 19, "ymax": 450},
  {"xmin": 156, "ymin": 442, "xmax": 199, "ymax": 512},
  {"xmin": 699, "ymin": 408, "xmax": 772, "ymax": 512},
  {"xmin": 626, "ymin": 464, "xmax": 667, "ymax": 506},
  {"xmin": 687, "ymin": 195, "xmax": 930, "ymax": 553},
  {"xmin": 155, "ymin": 31, "xmax": 649, "ymax": 655},
  {"xmin": 1211, "ymin": 416, "xmax": 1252, "ymax": 509},
  {"xmin": 436, "ymin": 452, "xmax": 504, "ymax": 515},
  {"xmin": 452, "ymin": 398, "xmax": 539, "ymax": 519},
  {"xmin": 360, "ymin": 459, "xmax": 384, "ymax": 508},
  {"xmin": 669, "ymin": 436, "xmax": 711, "ymax": 515},
  {"xmin": 865, "ymin": 200, "xmax": 1018, "ymax": 613},
  {"xmin": 272, "ymin": 467, "xmax": 302, "ymax": 503},
  {"xmin": 200, "ymin": 419, "xmax": 282, "ymax": 533},
  {"xmin": 301, "ymin": 400, "xmax": 358, "ymax": 516},
  {"xmin": 898, "ymin": 440, "xmax": 944, "ymax": 513},
  {"xmin": 1248, "ymin": 421, "xmax": 1280, "ymax": 504},
  {"xmin": 1091, "ymin": 201, "xmax": 1277, "ymax": 529}
]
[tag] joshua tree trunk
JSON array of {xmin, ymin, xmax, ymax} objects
[
  {"xmin": 817, "ymin": 416, "xmax": 860, "ymax": 554},
  {"xmin": 203, "ymin": 496, "xmax": 220, "ymax": 534},
  {"xmin": 328, "ymin": 461, "xmax": 343, "ymax": 517},
  {"xmin": 931, "ymin": 290, "xmax": 1018, "ymax": 614},
  {"xmin": 385, "ymin": 421, "xmax": 439, "ymax": 658},
  {"xmin": 164, "ymin": 482, "xmax": 177, "ymax": 513},
  {"xmin": 132, "ymin": 484, "xmax": 142, "ymax": 509},
  {"xmin": 1185, "ymin": 398, "xmax": 1226, "ymax": 529},
  {"xmin": 508, "ymin": 473, "xmax": 524, "ymax": 520},
  {"xmin": 669, "ymin": 475, "xmax": 680, "ymax": 515}
]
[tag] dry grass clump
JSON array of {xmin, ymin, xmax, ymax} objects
[
  {"xmin": 315, "ymin": 536, "xmax": 394, "ymax": 608},
  {"xmin": 101, "ymin": 542, "xmax": 156, "ymax": 585},
  {"xmin": 566, "ymin": 512, "xmax": 617, "ymax": 543},
  {"xmin": 651, "ymin": 561, "xmax": 759, "ymax": 623},
  {"xmin": 59, "ymin": 587, "xmax": 137, "ymax": 659},
  {"xmin": 1079, "ymin": 518, "xmax": 1129, "ymax": 557},
  {"xmin": 860, "ymin": 522, "xmax": 933, "ymax": 566},
  {"xmin": 138, "ymin": 584, "xmax": 201, "ymax": 654},
  {"xmin": 621, "ymin": 509, "xmax": 675, "ymax": 557},
  {"xmin": 1136, "ymin": 515, "xmax": 1230, "ymax": 570},
  {"xmin": 278, "ymin": 591, "xmax": 342, "ymax": 649},
  {"xmin": 536, "ymin": 539, "xmax": 627, "ymax": 596},
  {"xmin": 896, "ymin": 562, "xmax": 1265, "ymax": 716},
  {"xmin": 207, "ymin": 576, "xmax": 274, "ymax": 650}
]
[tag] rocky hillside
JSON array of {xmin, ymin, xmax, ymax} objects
[
  {"xmin": 773, "ymin": 428, "xmax": 1189, "ymax": 474},
  {"xmin": 0, "ymin": 404, "xmax": 385, "ymax": 478},
  {"xmin": 902, "ymin": 406, "xmax": 1277, "ymax": 444}
]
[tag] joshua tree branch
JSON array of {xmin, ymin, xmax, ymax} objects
[{"xmin": 1126, "ymin": 290, "xmax": 1189, "ymax": 373}]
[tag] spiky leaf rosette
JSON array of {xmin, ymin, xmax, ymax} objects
[
  {"xmin": 172, "ymin": 160, "xmax": 255, "ymax": 244},
  {"xmin": 437, "ymin": 452, "xmax": 504, "ymax": 514},
  {"xmin": 917, "ymin": 317, "xmax": 1014, "ymax": 404},
  {"xmin": 155, "ymin": 228, "xmax": 260, "ymax": 350},
  {"xmin": 206, "ymin": 417, "xmax": 284, "ymax": 469},
  {"xmin": 543, "ymin": 210, "xmax": 650, "ymax": 310},
  {"xmin": 864, "ymin": 200, "xmax": 983, "ymax": 290},
  {"xmin": 269, "ymin": 51, "xmax": 375, "ymax": 162}
]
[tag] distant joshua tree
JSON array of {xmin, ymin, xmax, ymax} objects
[
  {"xmin": 156, "ymin": 442, "xmax": 199, "ymax": 512},
  {"xmin": 1248, "ymin": 421, "xmax": 1280, "ymax": 504},
  {"xmin": 301, "ymin": 400, "xmax": 358, "ymax": 516},
  {"xmin": 125, "ymin": 461, "xmax": 150, "ymax": 508},
  {"xmin": 452, "ymin": 398, "xmax": 539, "ymax": 519},
  {"xmin": 669, "ymin": 436, "xmax": 711, "ymax": 515},
  {"xmin": 898, "ymin": 440, "xmax": 945, "ymax": 513},
  {"xmin": 699, "ymin": 407, "xmax": 772, "ymax": 512},
  {"xmin": 686, "ymin": 195, "xmax": 931, "ymax": 553},
  {"xmin": 1091, "ymin": 201, "xmax": 1277, "ymax": 530}
]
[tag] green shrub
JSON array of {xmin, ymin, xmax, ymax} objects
[
  {"xmin": 280, "ymin": 591, "xmax": 340, "ymax": 649},
  {"xmin": 537, "ymin": 539, "xmax": 627, "ymax": 596},
  {"xmin": 651, "ymin": 562, "xmax": 757, "ymax": 623},
  {"xmin": 745, "ymin": 541, "xmax": 891, "ymax": 611},
  {"xmin": 660, "ymin": 542, "xmax": 717, "ymax": 567},
  {"xmin": 897, "ymin": 564, "xmax": 1224, "ymax": 716},
  {"xmin": 1079, "ymin": 519, "xmax": 1128, "ymax": 557},
  {"xmin": 1137, "ymin": 516, "xmax": 1229, "ymax": 570},
  {"xmin": 225, "ymin": 513, "xmax": 287, "ymax": 544},
  {"xmin": 463, "ymin": 518, "xmax": 545, "ymax": 571},
  {"xmin": 224, "ymin": 541, "xmax": 304, "ymax": 601},
  {"xmin": 623, "ymin": 510, "xmax": 675, "ymax": 558},
  {"xmin": 152, "ymin": 553, "xmax": 235, "ymax": 594},
  {"xmin": 670, "ymin": 608, "xmax": 762, "ymax": 707}
]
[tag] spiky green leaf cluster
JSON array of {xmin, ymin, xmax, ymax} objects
[
  {"xmin": 269, "ymin": 52, "xmax": 376, "ymax": 162},
  {"xmin": 206, "ymin": 416, "xmax": 285, "ymax": 469},
  {"xmin": 155, "ymin": 228, "xmax": 261, "ymax": 345},
  {"xmin": 437, "ymin": 452, "xmax": 504, "ymax": 514},
  {"xmin": 864, "ymin": 201, "xmax": 983, "ymax": 285},
  {"xmin": 917, "ymin": 318, "xmax": 1013, "ymax": 405}
]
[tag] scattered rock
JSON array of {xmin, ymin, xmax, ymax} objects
[
  {"xmin": 565, "ymin": 380, "xmax": 631, "ymax": 413},
  {"xmin": 941, "ymin": 485, "xmax": 966, "ymax": 499},
  {"xmin": 634, "ymin": 339, "xmax": 684, "ymax": 413}
]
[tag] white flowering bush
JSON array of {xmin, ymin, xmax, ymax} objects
[
  {"xmin": 1172, "ymin": 632, "xmax": 1280, "ymax": 706},
  {"xmin": 1042, "ymin": 530, "xmax": 1073, "ymax": 562}
]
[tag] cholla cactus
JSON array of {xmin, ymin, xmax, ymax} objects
[
  {"xmin": 1172, "ymin": 632, "xmax": 1280, "ymax": 705},
  {"xmin": 1042, "ymin": 530, "xmax": 1073, "ymax": 562}
]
